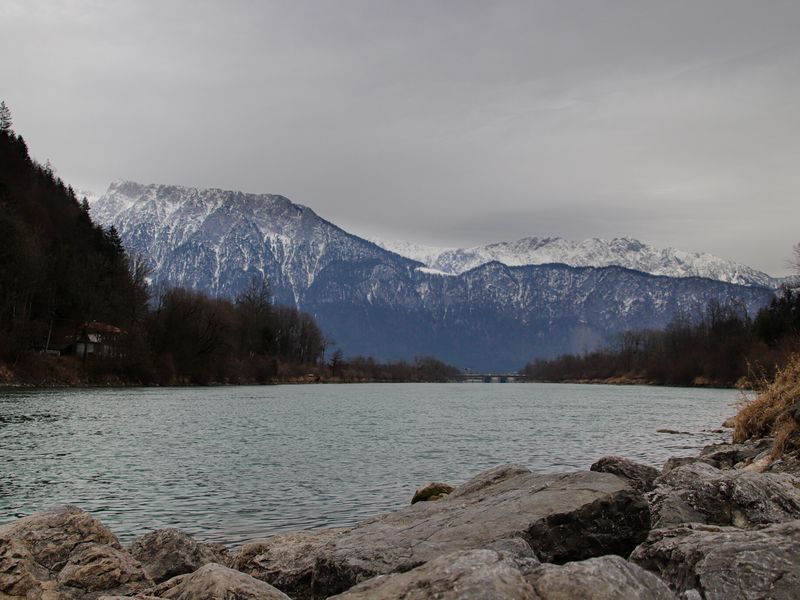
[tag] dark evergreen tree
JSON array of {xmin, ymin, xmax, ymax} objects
[{"xmin": 0, "ymin": 101, "xmax": 12, "ymax": 133}]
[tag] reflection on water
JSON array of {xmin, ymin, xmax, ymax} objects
[{"xmin": 0, "ymin": 383, "xmax": 736, "ymax": 545}]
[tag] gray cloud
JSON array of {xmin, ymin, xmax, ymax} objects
[{"xmin": 2, "ymin": 0, "xmax": 799, "ymax": 274}]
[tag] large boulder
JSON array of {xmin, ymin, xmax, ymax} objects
[
  {"xmin": 130, "ymin": 528, "xmax": 228, "ymax": 583},
  {"xmin": 527, "ymin": 555, "xmax": 678, "ymax": 600},
  {"xmin": 630, "ymin": 521, "xmax": 800, "ymax": 600},
  {"xmin": 230, "ymin": 528, "xmax": 349, "ymax": 599},
  {"xmin": 330, "ymin": 551, "xmax": 678, "ymax": 600},
  {"xmin": 328, "ymin": 549, "xmax": 540, "ymax": 599},
  {"xmin": 307, "ymin": 464, "xmax": 649, "ymax": 598},
  {"xmin": 648, "ymin": 461, "xmax": 800, "ymax": 528},
  {"xmin": 0, "ymin": 505, "xmax": 152, "ymax": 599},
  {"xmin": 590, "ymin": 456, "xmax": 659, "ymax": 493},
  {"xmin": 148, "ymin": 563, "xmax": 290, "ymax": 599}
]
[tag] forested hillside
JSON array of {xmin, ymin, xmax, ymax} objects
[
  {"xmin": 0, "ymin": 105, "xmax": 146, "ymax": 365},
  {"xmin": 0, "ymin": 104, "xmax": 458, "ymax": 385},
  {"xmin": 523, "ymin": 289, "xmax": 800, "ymax": 387}
]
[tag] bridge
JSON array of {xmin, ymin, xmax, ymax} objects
[{"xmin": 452, "ymin": 372, "xmax": 527, "ymax": 383}]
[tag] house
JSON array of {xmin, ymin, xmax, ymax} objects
[{"xmin": 69, "ymin": 321, "xmax": 125, "ymax": 359}]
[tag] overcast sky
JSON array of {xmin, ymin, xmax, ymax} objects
[{"xmin": 2, "ymin": 1, "xmax": 798, "ymax": 275}]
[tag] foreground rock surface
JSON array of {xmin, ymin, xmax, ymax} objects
[
  {"xmin": 590, "ymin": 456, "xmax": 659, "ymax": 493},
  {"xmin": 331, "ymin": 551, "xmax": 677, "ymax": 600},
  {"xmin": 130, "ymin": 528, "xmax": 228, "ymax": 584},
  {"xmin": 307, "ymin": 464, "xmax": 649, "ymax": 598},
  {"xmin": 329, "ymin": 549, "xmax": 540, "ymax": 599},
  {"xmin": 147, "ymin": 563, "xmax": 290, "ymax": 599},
  {"xmin": 648, "ymin": 461, "xmax": 800, "ymax": 528},
  {"xmin": 230, "ymin": 528, "xmax": 350, "ymax": 599},
  {"xmin": 630, "ymin": 520, "xmax": 800, "ymax": 600},
  {"xmin": 527, "ymin": 555, "xmax": 678, "ymax": 600},
  {"xmin": 0, "ymin": 505, "xmax": 152, "ymax": 599}
]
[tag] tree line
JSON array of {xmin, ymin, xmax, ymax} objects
[
  {"xmin": 0, "ymin": 104, "xmax": 460, "ymax": 385},
  {"xmin": 523, "ymin": 288, "xmax": 800, "ymax": 387}
]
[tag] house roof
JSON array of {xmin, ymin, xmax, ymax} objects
[{"xmin": 83, "ymin": 321, "xmax": 124, "ymax": 334}]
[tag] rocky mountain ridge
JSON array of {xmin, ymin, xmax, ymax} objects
[
  {"xmin": 372, "ymin": 236, "xmax": 778, "ymax": 288},
  {"xmin": 91, "ymin": 181, "xmax": 776, "ymax": 369}
]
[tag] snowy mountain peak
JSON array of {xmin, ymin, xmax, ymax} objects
[
  {"xmin": 90, "ymin": 181, "xmax": 413, "ymax": 304},
  {"xmin": 90, "ymin": 180, "xmax": 775, "ymax": 369},
  {"xmin": 372, "ymin": 235, "xmax": 777, "ymax": 288}
]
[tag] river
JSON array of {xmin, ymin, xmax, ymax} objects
[{"xmin": 0, "ymin": 383, "xmax": 737, "ymax": 544}]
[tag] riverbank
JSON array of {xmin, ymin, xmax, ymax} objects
[
  {"xmin": 2, "ymin": 368, "xmax": 798, "ymax": 599},
  {"xmin": 0, "ymin": 353, "xmax": 461, "ymax": 388},
  {"xmin": 2, "ymin": 362, "xmax": 796, "ymax": 598},
  {"xmin": 2, "ymin": 430, "xmax": 798, "ymax": 599}
]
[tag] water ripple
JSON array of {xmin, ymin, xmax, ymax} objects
[{"xmin": 0, "ymin": 383, "xmax": 736, "ymax": 545}]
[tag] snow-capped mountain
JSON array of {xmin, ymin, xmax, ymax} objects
[
  {"xmin": 91, "ymin": 181, "xmax": 776, "ymax": 370},
  {"xmin": 91, "ymin": 181, "xmax": 418, "ymax": 305},
  {"xmin": 373, "ymin": 237, "xmax": 778, "ymax": 288}
]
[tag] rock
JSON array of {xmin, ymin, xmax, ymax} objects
[
  {"xmin": 765, "ymin": 448, "xmax": 800, "ymax": 475},
  {"xmin": 630, "ymin": 521, "xmax": 800, "ymax": 600},
  {"xmin": 722, "ymin": 416, "xmax": 737, "ymax": 428},
  {"xmin": 590, "ymin": 456, "xmax": 659, "ymax": 493},
  {"xmin": 699, "ymin": 439, "xmax": 772, "ymax": 469},
  {"xmin": 527, "ymin": 555, "xmax": 678, "ymax": 599},
  {"xmin": 331, "ymin": 551, "xmax": 680, "ymax": 600},
  {"xmin": 148, "ymin": 562, "xmax": 291, "ymax": 599},
  {"xmin": 130, "ymin": 528, "xmax": 228, "ymax": 583},
  {"xmin": 328, "ymin": 549, "xmax": 540, "ymax": 599},
  {"xmin": 411, "ymin": 481, "xmax": 454, "ymax": 504},
  {"xmin": 0, "ymin": 505, "xmax": 152, "ymax": 599},
  {"xmin": 230, "ymin": 528, "xmax": 349, "ymax": 599},
  {"xmin": 97, "ymin": 597, "xmax": 160, "ymax": 600},
  {"xmin": 307, "ymin": 465, "xmax": 650, "ymax": 598},
  {"xmin": 0, "ymin": 536, "xmax": 49, "ymax": 598},
  {"xmin": 57, "ymin": 544, "xmax": 151, "ymax": 592},
  {"xmin": 647, "ymin": 461, "xmax": 800, "ymax": 528},
  {"xmin": 661, "ymin": 456, "xmax": 705, "ymax": 474}
]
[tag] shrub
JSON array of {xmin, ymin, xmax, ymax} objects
[{"xmin": 733, "ymin": 354, "xmax": 800, "ymax": 458}]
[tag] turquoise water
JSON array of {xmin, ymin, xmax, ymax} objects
[{"xmin": 0, "ymin": 383, "xmax": 737, "ymax": 545}]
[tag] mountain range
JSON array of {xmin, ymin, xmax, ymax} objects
[{"xmin": 90, "ymin": 181, "xmax": 777, "ymax": 370}]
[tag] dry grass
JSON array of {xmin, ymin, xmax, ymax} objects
[{"xmin": 733, "ymin": 354, "xmax": 800, "ymax": 459}]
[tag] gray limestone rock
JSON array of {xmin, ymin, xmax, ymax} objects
[
  {"xmin": 129, "ymin": 528, "xmax": 228, "ymax": 583},
  {"xmin": 699, "ymin": 439, "xmax": 773, "ymax": 469},
  {"xmin": 630, "ymin": 521, "xmax": 800, "ymax": 600},
  {"xmin": 307, "ymin": 465, "xmax": 650, "ymax": 598},
  {"xmin": 590, "ymin": 456, "xmax": 660, "ymax": 493},
  {"xmin": 0, "ymin": 505, "xmax": 152, "ymax": 599},
  {"xmin": 330, "ymin": 551, "xmax": 679, "ymax": 600},
  {"xmin": 662, "ymin": 456, "xmax": 706, "ymax": 474},
  {"xmin": 148, "ymin": 563, "xmax": 290, "ymax": 600},
  {"xmin": 328, "ymin": 549, "xmax": 540, "ymax": 599},
  {"xmin": 229, "ymin": 528, "xmax": 349, "ymax": 599},
  {"xmin": 527, "ymin": 555, "xmax": 678, "ymax": 600},
  {"xmin": 648, "ymin": 461, "xmax": 800, "ymax": 528}
]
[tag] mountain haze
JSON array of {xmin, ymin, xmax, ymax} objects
[{"xmin": 91, "ymin": 181, "xmax": 776, "ymax": 370}]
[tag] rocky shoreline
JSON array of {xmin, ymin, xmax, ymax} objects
[{"xmin": 2, "ymin": 433, "xmax": 799, "ymax": 599}]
